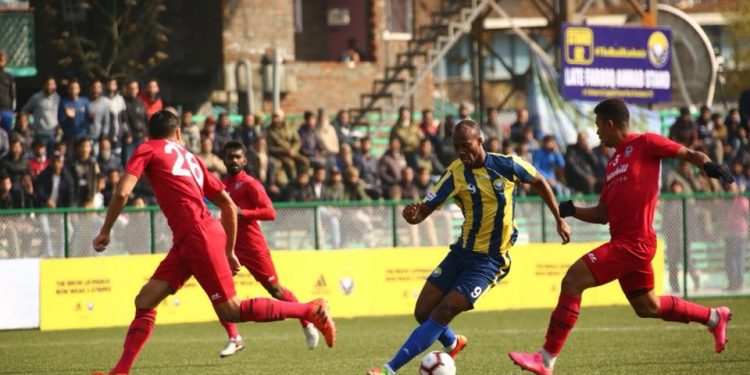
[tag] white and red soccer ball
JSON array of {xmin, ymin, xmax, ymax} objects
[{"xmin": 419, "ymin": 351, "xmax": 456, "ymax": 375}]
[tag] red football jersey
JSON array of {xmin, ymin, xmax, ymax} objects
[
  {"xmin": 126, "ymin": 139, "xmax": 225, "ymax": 244},
  {"xmin": 223, "ymin": 170, "xmax": 275, "ymax": 253},
  {"xmin": 600, "ymin": 133, "xmax": 682, "ymax": 244}
]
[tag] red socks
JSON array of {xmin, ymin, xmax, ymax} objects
[
  {"xmin": 543, "ymin": 293, "xmax": 581, "ymax": 356},
  {"xmin": 112, "ymin": 309, "xmax": 157, "ymax": 374},
  {"xmin": 220, "ymin": 320, "xmax": 239, "ymax": 339},
  {"xmin": 278, "ymin": 288, "xmax": 312, "ymax": 327},
  {"xmin": 239, "ymin": 297, "xmax": 311, "ymax": 322},
  {"xmin": 658, "ymin": 295, "xmax": 710, "ymax": 324}
]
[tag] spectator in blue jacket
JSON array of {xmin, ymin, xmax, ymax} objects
[{"xmin": 532, "ymin": 135, "xmax": 568, "ymax": 196}]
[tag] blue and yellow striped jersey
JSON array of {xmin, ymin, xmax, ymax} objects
[{"xmin": 424, "ymin": 153, "xmax": 537, "ymax": 258}]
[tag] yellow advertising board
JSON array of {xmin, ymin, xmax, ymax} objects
[{"xmin": 40, "ymin": 242, "xmax": 663, "ymax": 330}]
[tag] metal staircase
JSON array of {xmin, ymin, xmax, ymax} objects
[{"xmin": 350, "ymin": 0, "xmax": 494, "ymax": 139}]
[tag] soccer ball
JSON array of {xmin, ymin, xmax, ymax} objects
[{"xmin": 419, "ymin": 351, "xmax": 456, "ymax": 375}]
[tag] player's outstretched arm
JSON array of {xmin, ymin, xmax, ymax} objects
[
  {"xmin": 402, "ymin": 202, "xmax": 436, "ymax": 225},
  {"xmin": 559, "ymin": 200, "xmax": 608, "ymax": 225},
  {"xmin": 529, "ymin": 173, "xmax": 571, "ymax": 244},
  {"xmin": 93, "ymin": 172, "xmax": 139, "ymax": 252},
  {"xmin": 675, "ymin": 146, "xmax": 734, "ymax": 184}
]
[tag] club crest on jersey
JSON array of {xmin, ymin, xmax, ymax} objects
[
  {"xmin": 624, "ymin": 145, "xmax": 634, "ymax": 157},
  {"xmin": 492, "ymin": 179, "xmax": 504, "ymax": 192},
  {"xmin": 235, "ymin": 182, "xmax": 242, "ymax": 190},
  {"xmin": 467, "ymin": 183, "xmax": 477, "ymax": 194},
  {"xmin": 431, "ymin": 267, "xmax": 442, "ymax": 277}
]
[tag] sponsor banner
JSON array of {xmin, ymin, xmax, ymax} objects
[
  {"xmin": 561, "ymin": 23, "xmax": 672, "ymax": 103},
  {"xmin": 0, "ymin": 258, "xmax": 40, "ymax": 330},
  {"xmin": 39, "ymin": 243, "xmax": 664, "ymax": 330}
]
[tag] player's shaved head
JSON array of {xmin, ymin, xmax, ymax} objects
[
  {"xmin": 148, "ymin": 110, "xmax": 180, "ymax": 139},
  {"xmin": 453, "ymin": 119, "xmax": 482, "ymax": 140},
  {"xmin": 453, "ymin": 120, "xmax": 485, "ymax": 168},
  {"xmin": 594, "ymin": 98, "xmax": 629, "ymax": 129}
]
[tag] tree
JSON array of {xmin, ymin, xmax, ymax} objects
[
  {"xmin": 725, "ymin": 2, "xmax": 750, "ymax": 95},
  {"xmin": 37, "ymin": 0, "xmax": 170, "ymax": 80}
]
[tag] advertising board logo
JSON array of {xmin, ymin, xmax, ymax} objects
[
  {"xmin": 339, "ymin": 276, "xmax": 354, "ymax": 296},
  {"xmin": 564, "ymin": 27, "xmax": 594, "ymax": 65},
  {"xmin": 647, "ymin": 31, "xmax": 669, "ymax": 68}
]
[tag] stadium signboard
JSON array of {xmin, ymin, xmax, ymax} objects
[{"xmin": 560, "ymin": 23, "xmax": 672, "ymax": 103}]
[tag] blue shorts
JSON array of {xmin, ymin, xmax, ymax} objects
[{"xmin": 426, "ymin": 245, "xmax": 511, "ymax": 307}]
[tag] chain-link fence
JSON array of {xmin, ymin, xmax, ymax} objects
[{"xmin": 1, "ymin": 194, "xmax": 748, "ymax": 298}]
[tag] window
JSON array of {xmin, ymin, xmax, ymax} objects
[{"xmin": 386, "ymin": 0, "xmax": 412, "ymax": 34}]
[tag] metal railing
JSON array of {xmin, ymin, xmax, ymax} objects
[{"xmin": 1, "ymin": 193, "xmax": 748, "ymax": 298}]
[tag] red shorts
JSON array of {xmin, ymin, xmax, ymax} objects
[
  {"xmin": 151, "ymin": 218, "xmax": 236, "ymax": 305},
  {"xmin": 235, "ymin": 244, "xmax": 280, "ymax": 287},
  {"xmin": 582, "ymin": 240, "xmax": 656, "ymax": 295}
]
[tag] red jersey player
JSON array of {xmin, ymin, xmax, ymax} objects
[
  {"xmin": 509, "ymin": 98, "xmax": 734, "ymax": 375},
  {"xmin": 91, "ymin": 111, "xmax": 334, "ymax": 375},
  {"xmin": 216, "ymin": 140, "xmax": 320, "ymax": 356}
]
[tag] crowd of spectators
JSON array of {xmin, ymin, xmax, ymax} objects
[{"xmin": 1, "ymin": 46, "xmax": 749, "ymax": 212}]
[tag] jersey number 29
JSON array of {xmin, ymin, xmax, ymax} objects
[{"xmin": 165, "ymin": 141, "xmax": 204, "ymax": 187}]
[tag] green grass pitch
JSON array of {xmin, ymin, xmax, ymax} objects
[{"xmin": 1, "ymin": 297, "xmax": 747, "ymax": 374}]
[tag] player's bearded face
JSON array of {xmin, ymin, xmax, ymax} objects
[{"xmin": 224, "ymin": 150, "xmax": 246, "ymax": 176}]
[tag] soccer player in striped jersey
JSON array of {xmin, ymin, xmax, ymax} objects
[
  {"xmin": 508, "ymin": 98, "xmax": 734, "ymax": 375},
  {"xmin": 367, "ymin": 120, "xmax": 571, "ymax": 374}
]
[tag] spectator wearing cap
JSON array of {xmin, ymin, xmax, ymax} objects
[
  {"xmin": 2, "ymin": 137, "xmax": 29, "ymax": 184},
  {"xmin": 180, "ymin": 110, "xmax": 201, "ymax": 154},
  {"xmin": 58, "ymin": 79, "xmax": 90, "ymax": 145},
  {"xmin": 35, "ymin": 152, "xmax": 75, "ymax": 208},
  {"xmin": 389, "ymin": 106, "xmax": 423, "ymax": 159},
  {"xmin": 267, "ymin": 111, "xmax": 309, "ymax": 180},
  {"xmin": 139, "ymin": 79, "xmax": 163, "ymax": 118},
  {"xmin": 213, "ymin": 113, "xmax": 233, "ymax": 155},
  {"xmin": 532, "ymin": 135, "xmax": 568, "ymax": 196},
  {"xmin": 298, "ymin": 110, "xmax": 326, "ymax": 168},
  {"xmin": 28, "ymin": 140, "xmax": 49, "ymax": 177},
  {"xmin": 22, "ymin": 76, "xmax": 60, "ymax": 149},
  {"xmin": 68, "ymin": 137, "xmax": 100, "ymax": 206},
  {"xmin": 197, "ymin": 130, "xmax": 226, "ymax": 177}
]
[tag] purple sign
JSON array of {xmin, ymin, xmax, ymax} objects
[{"xmin": 560, "ymin": 23, "xmax": 672, "ymax": 103}]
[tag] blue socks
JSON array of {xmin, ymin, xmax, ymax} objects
[
  {"xmin": 387, "ymin": 318, "xmax": 447, "ymax": 372},
  {"xmin": 438, "ymin": 325, "xmax": 457, "ymax": 348}
]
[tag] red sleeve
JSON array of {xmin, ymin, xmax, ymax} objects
[
  {"xmin": 125, "ymin": 143, "xmax": 154, "ymax": 178},
  {"xmin": 645, "ymin": 132, "xmax": 682, "ymax": 159},
  {"xmin": 240, "ymin": 178, "xmax": 276, "ymax": 221},
  {"xmin": 200, "ymin": 157, "xmax": 225, "ymax": 199}
]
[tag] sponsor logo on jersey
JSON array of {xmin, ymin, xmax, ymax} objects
[
  {"xmin": 624, "ymin": 145, "xmax": 633, "ymax": 157},
  {"xmin": 587, "ymin": 253, "xmax": 597, "ymax": 263},
  {"xmin": 606, "ymin": 163, "xmax": 629, "ymax": 181},
  {"xmin": 426, "ymin": 191, "xmax": 437, "ymax": 201}
]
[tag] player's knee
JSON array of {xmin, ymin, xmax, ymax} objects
[
  {"xmin": 430, "ymin": 304, "xmax": 463, "ymax": 324},
  {"xmin": 216, "ymin": 302, "xmax": 242, "ymax": 322},
  {"xmin": 265, "ymin": 284, "xmax": 284, "ymax": 299},
  {"xmin": 414, "ymin": 307, "xmax": 429, "ymax": 323}
]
